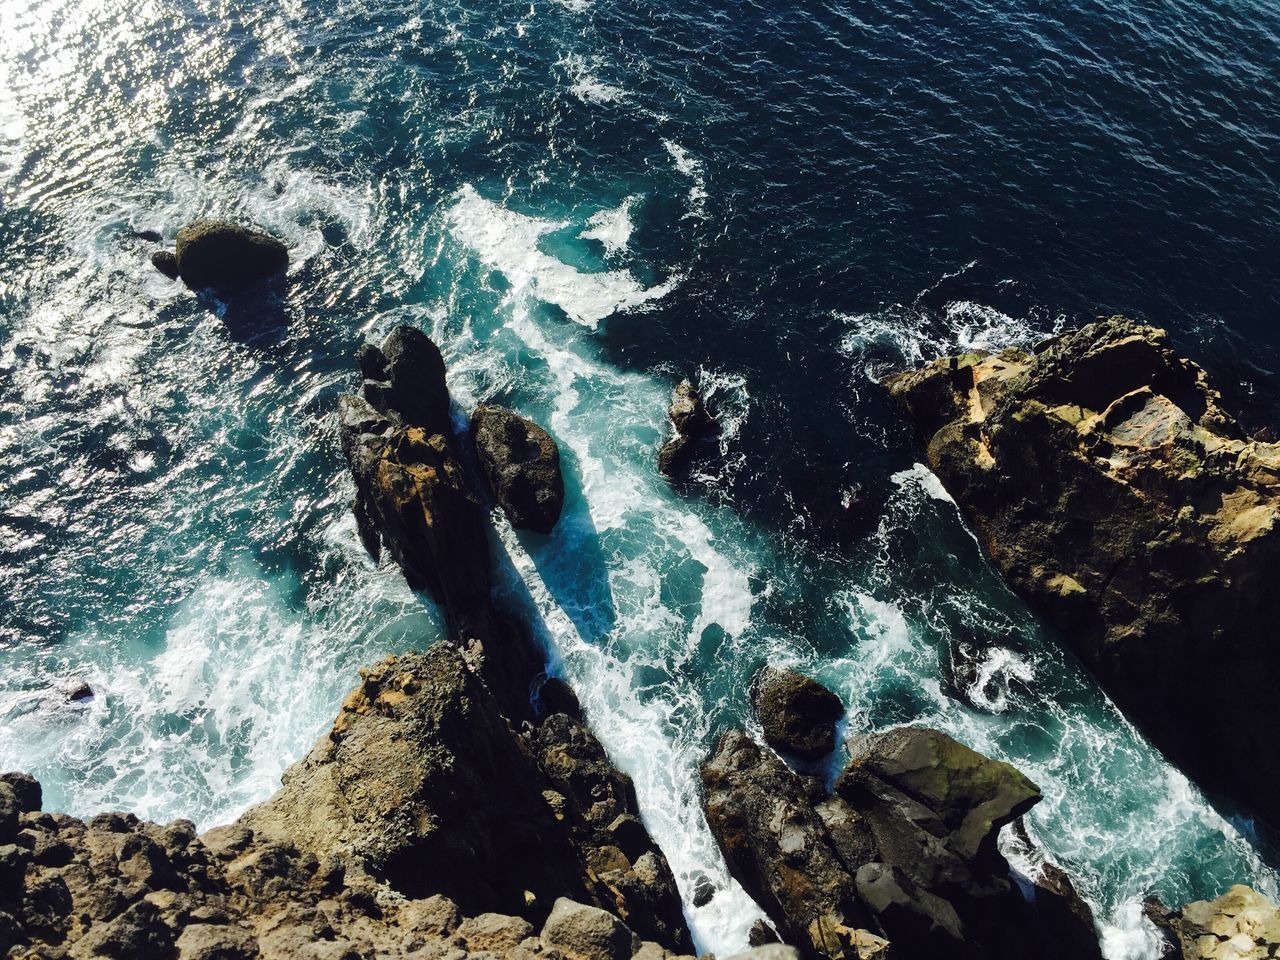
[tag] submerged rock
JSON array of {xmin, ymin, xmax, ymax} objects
[
  {"xmin": 885, "ymin": 317, "xmax": 1280, "ymax": 825},
  {"xmin": 171, "ymin": 219, "xmax": 288, "ymax": 295},
  {"xmin": 752, "ymin": 667, "xmax": 844, "ymax": 760},
  {"xmin": 658, "ymin": 380, "xmax": 718, "ymax": 480},
  {"xmin": 472, "ymin": 405, "xmax": 566, "ymax": 534}
]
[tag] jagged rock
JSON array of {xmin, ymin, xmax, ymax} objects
[
  {"xmin": 659, "ymin": 381, "xmax": 718, "ymax": 480},
  {"xmin": 885, "ymin": 317, "xmax": 1280, "ymax": 824},
  {"xmin": 472, "ymin": 405, "xmax": 566, "ymax": 534},
  {"xmin": 540, "ymin": 898, "xmax": 637, "ymax": 960},
  {"xmin": 748, "ymin": 919, "xmax": 780, "ymax": 946},
  {"xmin": 364, "ymin": 327, "xmax": 452, "ymax": 436},
  {"xmin": 703, "ymin": 725, "xmax": 1100, "ymax": 960},
  {"xmin": 752, "ymin": 668, "xmax": 844, "ymax": 761},
  {"xmin": 171, "ymin": 220, "xmax": 288, "ymax": 295},
  {"xmin": 700, "ymin": 730, "xmax": 874, "ymax": 958},
  {"xmin": 456, "ymin": 912, "xmax": 536, "ymax": 952},
  {"xmin": 1033, "ymin": 861, "xmax": 1100, "ymax": 960},
  {"xmin": 1, "ymin": 773, "xmax": 40, "ymax": 816},
  {"xmin": 1163, "ymin": 885, "xmax": 1280, "ymax": 959},
  {"xmin": 150, "ymin": 249, "xmax": 179, "ymax": 280},
  {"xmin": 839, "ymin": 726, "xmax": 1039, "ymax": 869}
]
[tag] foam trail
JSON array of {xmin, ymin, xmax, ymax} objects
[
  {"xmin": 447, "ymin": 184, "xmax": 677, "ymax": 328},
  {"xmin": 579, "ymin": 196, "xmax": 636, "ymax": 256}
]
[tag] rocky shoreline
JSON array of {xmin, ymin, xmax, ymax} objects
[
  {"xmin": 886, "ymin": 317, "xmax": 1280, "ymax": 829},
  {"xmin": 4, "ymin": 231, "xmax": 1278, "ymax": 958}
]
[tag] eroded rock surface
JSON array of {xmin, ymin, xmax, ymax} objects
[
  {"xmin": 702, "ymin": 725, "xmax": 1100, "ymax": 960},
  {"xmin": 471, "ymin": 406, "xmax": 565, "ymax": 534},
  {"xmin": 1159, "ymin": 885, "xmax": 1280, "ymax": 959},
  {"xmin": 752, "ymin": 668, "xmax": 844, "ymax": 761},
  {"xmin": 0, "ymin": 638, "xmax": 693, "ymax": 958},
  {"xmin": 885, "ymin": 317, "xmax": 1280, "ymax": 824}
]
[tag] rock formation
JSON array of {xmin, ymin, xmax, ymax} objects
[
  {"xmin": 885, "ymin": 317, "xmax": 1280, "ymax": 825},
  {"xmin": 151, "ymin": 220, "xmax": 289, "ymax": 295},
  {"xmin": 751, "ymin": 668, "xmax": 844, "ymax": 761},
  {"xmin": 701, "ymin": 725, "xmax": 1101, "ymax": 960},
  {"xmin": 658, "ymin": 381, "xmax": 718, "ymax": 480},
  {"xmin": 1153, "ymin": 884, "xmax": 1280, "ymax": 959},
  {"xmin": 471, "ymin": 406, "xmax": 566, "ymax": 534}
]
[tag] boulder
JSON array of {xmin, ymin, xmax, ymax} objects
[
  {"xmin": 885, "ymin": 317, "xmax": 1280, "ymax": 824},
  {"xmin": 471, "ymin": 405, "xmax": 566, "ymax": 534},
  {"xmin": 752, "ymin": 667, "xmax": 844, "ymax": 760},
  {"xmin": 172, "ymin": 220, "xmax": 288, "ymax": 295},
  {"xmin": 540, "ymin": 898, "xmax": 637, "ymax": 960},
  {"xmin": 700, "ymin": 730, "xmax": 876, "ymax": 958},
  {"xmin": 659, "ymin": 380, "xmax": 718, "ymax": 480},
  {"xmin": 1158, "ymin": 885, "xmax": 1280, "ymax": 959},
  {"xmin": 703, "ymin": 726, "xmax": 1100, "ymax": 960},
  {"xmin": 150, "ymin": 250, "xmax": 179, "ymax": 280}
]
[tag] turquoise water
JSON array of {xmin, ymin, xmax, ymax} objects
[{"xmin": 2, "ymin": 1, "xmax": 1279, "ymax": 957}]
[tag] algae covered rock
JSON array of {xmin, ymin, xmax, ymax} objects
[{"xmin": 886, "ymin": 316, "xmax": 1280, "ymax": 826}]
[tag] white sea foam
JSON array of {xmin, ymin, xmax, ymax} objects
[
  {"xmin": 444, "ymin": 286, "xmax": 764, "ymax": 952},
  {"xmin": 579, "ymin": 196, "xmax": 636, "ymax": 256},
  {"xmin": 447, "ymin": 184, "xmax": 678, "ymax": 328},
  {"xmin": 560, "ymin": 53, "xmax": 628, "ymax": 105},
  {"xmin": 663, "ymin": 140, "xmax": 708, "ymax": 220}
]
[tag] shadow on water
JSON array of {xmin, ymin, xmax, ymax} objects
[
  {"xmin": 521, "ymin": 444, "xmax": 618, "ymax": 648},
  {"xmin": 214, "ymin": 275, "xmax": 290, "ymax": 344}
]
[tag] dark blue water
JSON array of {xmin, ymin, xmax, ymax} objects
[{"xmin": 2, "ymin": 1, "xmax": 1279, "ymax": 956}]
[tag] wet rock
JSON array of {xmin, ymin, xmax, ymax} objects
[
  {"xmin": 150, "ymin": 249, "xmax": 180, "ymax": 280},
  {"xmin": 1163, "ymin": 885, "xmax": 1280, "ymax": 959},
  {"xmin": 1033, "ymin": 861, "xmax": 1101, "ymax": 960},
  {"xmin": 691, "ymin": 874, "xmax": 715, "ymax": 909},
  {"xmin": 839, "ymin": 726, "xmax": 1039, "ymax": 868},
  {"xmin": 748, "ymin": 919, "xmax": 780, "ymax": 946},
  {"xmin": 471, "ymin": 405, "xmax": 566, "ymax": 534},
  {"xmin": 659, "ymin": 381, "xmax": 718, "ymax": 480},
  {"xmin": 133, "ymin": 229, "xmax": 163, "ymax": 243},
  {"xmin": 67, "ymin": 682, "xmax": 94, "ymax": 703},
  {"xmin": 536, "ymin": 675, "xmax": 583, "ymax": 721},
  {"xmin": 752, "ymin": 667, "xmax": 844, "ymax": 761},
  {"xmin": 540, "ymin": 897, "xmax": 637, "ymax": 960},
  {"xmin": 172, "ymin": 219, "xmax": 288, "ymax": 295},
  {"xmin": 886, "ymin": 317, "xmax": 1280, "ymax": 825}
]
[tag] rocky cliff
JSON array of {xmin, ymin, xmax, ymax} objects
[{"xmin": 885, "ymin": 317, "xmax": 1280, "ymax": 825}]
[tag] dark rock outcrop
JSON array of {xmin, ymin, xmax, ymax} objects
[
  {"xmin": 702, "ymin": 725, "xmax": 1101, "ymax": 960},
  {"xmin": 885, "ymin": 317, "xmax": 1280, "ymax": 825},
  {"xmin": 166, "ymin": 220, "xmax": 288, "ymax": 295},
  {"xmin": 700, "ymin": 730, "xmax": 887, "ymax": 960},
  {"xmin": 752, "ymin": 668, "xmax": 844, "ymax": 761},
  {"xmin": 149, "ymin": 250, "xmax": 179, "ymax": 280},
  {"xmin": 658, "ymin": 381, "xmax": 718, "ymax": 480},
  {"xmin": 472, "ymin": 406, "xmax": 566, "ymax": 534}
]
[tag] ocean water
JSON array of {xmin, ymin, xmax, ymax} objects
[{"xmin": 2, "ymin": 0, "xmax": 1279, "ymax": 956}]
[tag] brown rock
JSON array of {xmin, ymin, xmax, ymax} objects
[{"xmin": 886, "ymin": 317, "xmax": 1280, "ymax": 825}]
